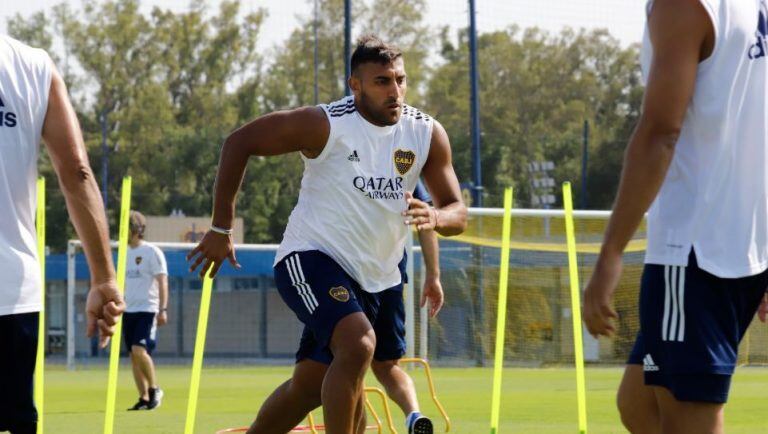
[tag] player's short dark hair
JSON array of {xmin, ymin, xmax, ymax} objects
[{"xmin": 350, "ymin": 35, "xmax": 403, "ymax": 74}]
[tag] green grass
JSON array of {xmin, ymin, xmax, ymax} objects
[{"xmin": 40, "ymin": 364, "xmax": 768, "ymax": 433}]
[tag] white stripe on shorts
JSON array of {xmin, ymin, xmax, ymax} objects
[
  {"xmin": 662, "ymin": 265, "xmax": 686, "ymax": 342},
  {"xmin": 662, "ymin": 265, "xmax": 671, "ymax": 341},
  {"xmin": 286, "ymin": 255, "xmax": 317, "ymax": 313},
  {"xmin": 676, "ymin": 266, "xmax": 686, "ymax": 342},
  {"xmin": 668, "ymin": 266, "xmax": 679, "ymax": 341},
  {"xmin": 292, "ymin": 255, "xmax": 319, "ymax": 309}
]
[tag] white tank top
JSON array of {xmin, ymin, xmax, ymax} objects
[
  {"xmin": 0, "ymin": 36, "xmax": 52, "ymax": 315},
  {"xmin": 275, "ymin": 96, "xmax": 433, "ymax": 293},
  {"xmin": 642, "ymin": 0, "xmax": 768, "ymax": 278}
]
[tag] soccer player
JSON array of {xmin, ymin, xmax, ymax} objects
[
  {"xmin": 124, "ymin": 211, "xmax": 168, "ymax": 410},
  {"xmin": 0, "ymin": 35, "xmax": 124, "ymax": 434},
  {"xmin": 188, "ymin": 35, "xmax": 466, "ymax": 434},
  {"xmin": 583, "ymin": 1, "xmax": 768, "ymax": 433},
  {"xmin": 370, "ymin": 182, "xmax": 443, "ymax": 434}
]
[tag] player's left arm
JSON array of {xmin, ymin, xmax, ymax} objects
[
  {"xmin": 156, "ymin": 274, "xmax": 169, "ymax": 326},
  {"xmin": 407, "ymin": 120, "xmax": 467, "ymax": 236},
  {"xmin": 417, "ymin": 229, "xmax": 444, "ymax": 317}
]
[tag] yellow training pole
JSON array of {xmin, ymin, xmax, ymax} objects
[
  {"xmin": 184, "ymin": 271, "xmax": 215, "ymax": 434},
  {"xmin": 563, "ymin": 182, "xmax": 588, "ymax": 434},
  {"xmin": 35, "ymin": 177, "xmax": 45, "ymax": 434},
  {"xmin": 103, "ymin": 176, "xmax": 132, "ymax": 434},
  {"xmin": 489, "ymin": 187, "xmax": 513, "ymax": 434}
]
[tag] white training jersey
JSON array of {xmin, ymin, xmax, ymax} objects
[
  {"xmin": 125, "ymin": 242, "xmax": 168, "ymax": 313},
  {"xmin": 641, "ymin": 0, "xmax": 768, "ymax": 278},
  {"xmin": 275, "ymin": 96, "xmax": 433, "ymax": 293},
  {"xmin": 0, "ymin": 36, "xmax": 52, "ymax": 316}
]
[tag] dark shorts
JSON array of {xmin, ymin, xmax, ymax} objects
[
  {"xmin": 0, "ymin": 312, "xmax": 38, "ymax": 431},
  {"xmin": 122, "ymin": 312, "xmax": 157, "ymax": 355},
  {"xmin": 628, "ymin": 251, "xmax": 768, "ymax": 403},
  {"xmin": 275, "ymin": 250, "xmax": 407, "ymax": 365}
]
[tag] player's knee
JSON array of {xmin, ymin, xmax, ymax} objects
[
  {"xmin": 352, "ymin": 329, "xmax": 376, "ymax": 363},
  {"xmin": 331, "ymin": 314, "xmax": 376, "ymax": 367},
  {"xmin": 371, "ymin": 359, "xmax": 396, "ymax": 380},
  {"xmin": 336, "ymin": 329, "xmax": 376, "ymax": 367}
]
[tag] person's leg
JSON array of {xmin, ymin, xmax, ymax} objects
[
  {"xmin": 371, "ymin": 360, "xmax": 419, "ymax": 415},
  {"xmin": 370, "ymin": 283, "xmax": 431, "ymax": 433},
  {"xmin": 654, "ymin": 386, "xmax": 724, "ymax": 434},
  {"xmin": 247, "ymin": 359, "xmax": 326, "ymax": 434},
  {"xmin": 354, "ymin": 396, "xmax": 367, "ymax": 434},
  {"xmin": 323, "ymin": 312, "xmax": 376, "ymax": 434},
  {"xmin": 636, "ymin": 252, "xmax": 765, "ymax": 434},
  {"xmin": 616, "ymin": 364, "xmax": 660, "ymax": 434},
  {"xmin": 270, "ymin": 251, "xmax": 377, "ymax": 434},
  {"xmin": 129, "ymin": 350, "xmax": 149, "ymax": 400},
  {"xmin": 131, "ymin": 346, "xmax": 155, "ymax": 400},
  {"xmin": 0, "ymin": 313, "xmax": 39, "ymax": 434}
]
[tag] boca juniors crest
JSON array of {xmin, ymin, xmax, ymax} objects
[
  {"xmin": 329, "ymin": 286, "xmax": 350, "ymax": 302},
  {"xmin": 394, "ymin": 149, "xmax": 416, "ymax": 175}
]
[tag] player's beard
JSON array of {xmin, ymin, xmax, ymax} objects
[{"xmin": 358, "ymin": 90, "xmax": 401, "ymax": 126}]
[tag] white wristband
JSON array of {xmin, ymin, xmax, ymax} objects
[{"xmin": 209, "ymin": 225, "xmax": 233, "ymax": 235}]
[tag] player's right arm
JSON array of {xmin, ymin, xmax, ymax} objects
[
  {"xmin": 187, "ymin": 107, "xmax": 330, "ymax": 278},
  {"xmin": 41, "ymin": 64, "xmax": 124, "ymax": 348},
  {"xmin": 583, "ymin": 0, "xmax": 714, "ymax": 337}
]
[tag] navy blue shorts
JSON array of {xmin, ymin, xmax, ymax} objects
[
  {"xmin": 0, "ymin": 312, "xmax": 38, "ymax": 431},
  {"xmin": 122, "ymin": 312, "xmax": 157, "ymax": 355},
  {"xmin": 628, "ymin": 251, "xmax": 768, "ymax": 403},
  {"xmin": 275, "ymin": 250, "xmax": 407, "ymax": 364}
]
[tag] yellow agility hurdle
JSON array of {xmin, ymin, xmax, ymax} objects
[
  {"xmin": 216, "ymin": 386, "xmax": 394, "ymax": 434},
  {"xmin": 398, "ymin": 358, "xmax": 451, "ymax": 432}
]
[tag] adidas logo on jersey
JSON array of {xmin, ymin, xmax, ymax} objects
[
  {"xmin": 0, "ymin": 96, "xmax": 18, "ymax": 128},
  {"xmin": 643, "ymin": 354, "xmax": 659, "ymax": 372},
  {"xmin": 348, "ymin": 150, "xmax": 360, "ymax": 162},
  {"xmin": 749, "ymin": 0, "xmax": 768, "ymax": 59}
]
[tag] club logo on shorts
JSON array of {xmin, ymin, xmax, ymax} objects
[
  {"xmin": 135, "ymin": 256, "xmax": 143, "ymax": 265},
  {"xmin": 329, "ymin": 286, "xmax": 350, "ymax": 302},
  {"xmin": 394, "ymin": 149, "xmax": 416, "ymax": 175}
]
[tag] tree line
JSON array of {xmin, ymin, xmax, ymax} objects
[{"xmin": 7, "ymin": 0, "xmax": 643, "ymax": 249}]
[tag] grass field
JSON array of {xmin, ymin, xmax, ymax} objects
[{"xmin": 41, "ymin": 364, "xmax": 768, "ymax": 433}]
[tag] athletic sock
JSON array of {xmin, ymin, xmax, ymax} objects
[{"xmin": 406, "ymin": 411, "xmax": 422, "ymax": 429}]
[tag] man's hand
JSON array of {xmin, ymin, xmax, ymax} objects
[
  {"xmin": 86, "ymin": 281, "xmax": 125, "ymax": 348},
  {"xmin": 403, "ymin": 191, "xmax": 438, "ymax": 231},
  {"xmin": 759, "ymin": 292, "xmax": 768, "ymax": 323},
  {"xmin": 187, "ymin": 231, "xmax": 240, "ymax": 279},
  {"xmin": 583, "ymin": 252, "xmax": 622, "ymax": 337},
  {"xmin": 421, "ymin": 275, "xmax": 444, "ymax": 318},
  {"xmin": 157, "ymin": 311, "xmax": 168, "ymax": 326}
]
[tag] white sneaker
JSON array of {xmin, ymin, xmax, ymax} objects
[{"xmin": 148, "ymin": 387, "xmax": 163, "ymax": 409}]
